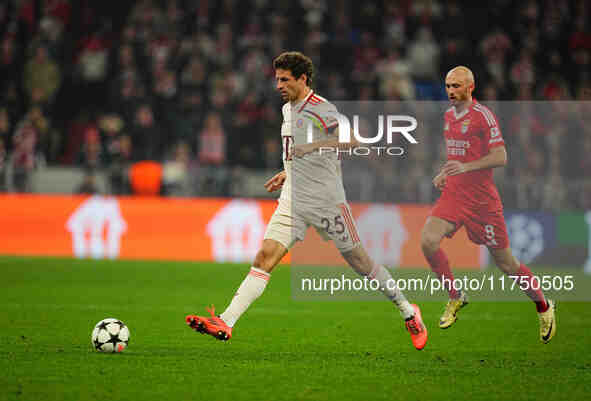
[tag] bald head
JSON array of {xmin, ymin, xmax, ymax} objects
[
  {"xmin": 446, "ymin": 66, "xmax": 475, "ymax": 85},
  {"xmin": 445, "ymin": 66, "xmax": 475, "ymax": 109}
]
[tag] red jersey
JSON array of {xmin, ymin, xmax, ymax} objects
[{"xmin": 442, "ymin": 99, "xmax": 505, "ymax": 206}]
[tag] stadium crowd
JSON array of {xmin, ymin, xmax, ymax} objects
[{"xmin": 0, "ymin": 0, "xmax": 590, "ymax": 209}]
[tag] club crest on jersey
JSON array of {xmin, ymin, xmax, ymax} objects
[
  {"xmin": 296, "ymin": 118, "xmax": 304, "ymax": 128},
  {"xmin": 461, "ymin": 119, "xmax": 470, "ymax": 134}
]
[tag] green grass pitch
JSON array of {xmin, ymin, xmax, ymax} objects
[{"xmin": 1, "ymin": 256, "xmax": 590, "ymax": 401}]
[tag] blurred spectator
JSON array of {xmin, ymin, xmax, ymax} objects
[
  {"xmin": 198, "ymin": 112, "xmax": 226, "ymax": 166},
  {"xmin": 0, "ymin": 34, "xmax": 20, "ymax": 82},
  {"xmin": 409, "ymin": 0, "xmax": 443, "ymax": 25},
  {"xmin": 376, "ymin": 49, "xmax": 415, "ymax": 100},
  {"xmin": 0, "ymin": 108, "xmax": 11, "ymax": 150},
  {"xmin": 107, "ymin": 134, "xmax": 133, "ymax": 195},
  {"xmin": 408, "ymin": 26, "xmax": 440, "ymax": 82},
  {"xmin": 196, "ymin": 111, "xmax": 229, "ymax": 195},
  {"xmin": 479, "ymin": 29, "xmax": 512, "ymax": 87},
  {"xmin": 76, "ymin": 32, "xmax": 110, "ymax": 84},
  {"xmin": 23, "ymin": 44, "xmax": 61, "ymax": 107},
  {"xmin": 352, "ymin": 31, "xmax": 381, "ymax": 86},
  {"xmin": 153, "ymin": 69, "xmax": 179, "ymax": 134},
  {"xmin": 28, "ymin": 106, "xmax": 60, "ymax": 162},
  {"xmin": 408, "ymin": 26, "xmax": 441, "ymax": 99},
  {"xmin": 76, "ymin": 125, "xmax": 104, "ymax": 168},
  {"xmin": 19, "ymin": 0, "xmax": 71, "ymax": 37},
  {"xmin": 11, "ymin": 118, "xmax": 39, "ymax": 192},
  {"xmin": 162, "ymin": 141, "xmax": 192, "ymax": 196},
  {"xmin": 131, "ymin": 103, "xmax": 164, "ymax": 161},
  {"xmin": 510, "ymin": 49, "xmax": 536, "ymax": 88},
  {"xmin": 180, "ymin": 56, "xmax": 207, "ymax": 90},
  {"xmin": 98, "ymin": 113, "xmax": 125, "ymax": 161}
]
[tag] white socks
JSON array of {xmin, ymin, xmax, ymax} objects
[
  {"xmin": 368, "ymin": 264, "xmax": 415, "ymax": 320},
  {"xmin": 220, "ymin": 267, "xmax": 270, "ymax": 327}
]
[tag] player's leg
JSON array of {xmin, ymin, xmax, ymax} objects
[
  {"xmin": 340, "ymin": 244, "xmax": 428, "ymax": 350},
  {"xmin": 340, "ymin": 245, "xmax": 414, "ymax": 318},
  {"xmin": 186, "ymin": 239, "xmax": 288, "ymax": 340},
  {"xmin": 187, "ymin": 200, "xmax": 298, "ymax": 341},
  {"xmin": 489, "ymin": 247, "xmax": 556, "ymax": 343},
  {"xmin": 421, "ymin": 216, "xmax": 468, "ymax": 328},
  {"xmin": 421, "ymin": 216, "xmax": 461, "ymax": 300},
  {"xmin": 489, "ymin": 246, "xmax": 548, "ymax": 309},
  {"xmin": 219, "ymin": 238, "xmax": 287, "ymax": 324},
  {"xmin": 319, "ymin": 203, "xmax": 415, "ymax": 317}
]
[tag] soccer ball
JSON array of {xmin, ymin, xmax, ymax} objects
[{"xmin": 91, "ymin": 318, "xmax": 130, "ymax": 353}]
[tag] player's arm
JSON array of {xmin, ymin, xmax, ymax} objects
[
  {"xmin": 293, "ymin": 127, "xmax": 360, "ymax": 158},
  {"xmin": 264, "ymin": 170, "xmax": 286, "ymax": 192},
  {"xmin": 441, "ymin": 146, "xmax": 507, "ymax": 176}
]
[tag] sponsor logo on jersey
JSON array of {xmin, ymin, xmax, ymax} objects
[{"xmin": 461, "ymin": 119, "xmax": 470, "ymax": 134}]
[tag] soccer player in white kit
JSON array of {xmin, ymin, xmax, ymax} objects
[{"xmin": 186, "ymin": 52, "xmax": 428, "ymax": 350}]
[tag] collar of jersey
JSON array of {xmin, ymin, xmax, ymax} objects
[
  {"xmin": 295, "ymin": 89, "xmax": 315, "ymax": 112},
  {"xmin": 452, "ymin": 99, "xmax": 476, "ymax": 120}
]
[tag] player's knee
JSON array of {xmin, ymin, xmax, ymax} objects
[
  {"xmin": 421, "ymin": 229, "xmax": 442, "ymax": 255},
  {"xmin": 496, "ymin": 261, "xmax": 513, "ymax": 274},
  {"xmin": 496, "ymin": 258, "xmax": 519, "ymax": 274},
  {"xmin": 253, "ymin": 248, "xmax": 273, "ymax": 272},
  {"xmin": 341, "ymin": 246, "xmax": 368, "ymax": 275},
  {"xmin": 253, "ymin": 241, "xmax": 283, "ymax": 272}
]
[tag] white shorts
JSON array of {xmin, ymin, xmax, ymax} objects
[{"xmin": 263, "ymin": 199, "xmax": 361, "ymax": 253}]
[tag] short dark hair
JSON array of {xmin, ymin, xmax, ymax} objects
[{"xmin": 273, "ymin": 51, "xmax": 314, "ymax": 87}]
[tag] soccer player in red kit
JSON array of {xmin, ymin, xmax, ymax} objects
[{"xmin": 421, "ymin": 66, "xmax": 556, "ymax": 343}]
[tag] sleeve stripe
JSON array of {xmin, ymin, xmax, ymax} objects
[
  {"xmin": 473, "ymin": 105, "xmax": 488, "ymax": 124},
  {"xmin": 474, "ymin": 104, "xmax": 495, "ymax": 127},
  {"xmin": 483, "ymin": 107, "xmax": 496, "ymax": 125},
  {"xmin": 476, "ymin": 104, "xmax": 497, "ymax": 126},
  {"xmin": 474, "ymin": 105, "xmax": 492, "ymax": 126}
]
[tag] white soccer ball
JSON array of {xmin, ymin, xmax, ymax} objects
[{"xmin": 91, "ymin": 318, "xmax": 130, "ymax": 353}]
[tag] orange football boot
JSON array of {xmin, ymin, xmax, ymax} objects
[
  {"xmin": 405, "ymin": 304, "xmax": 428, "ymax": 350},
  {"xmin": 186, "ymin": 305, "xmax": 232, "ymax": 341}
]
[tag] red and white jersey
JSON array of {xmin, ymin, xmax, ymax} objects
[{"xmin": 442, "ymin": 99, "xmax": 505, "ymax": 206}]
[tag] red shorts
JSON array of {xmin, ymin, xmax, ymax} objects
[{"xmin": 430, "ymin": 193, "xmax": 509, "ymax": 249}]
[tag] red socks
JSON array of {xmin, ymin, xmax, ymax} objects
[
  {"xmin": 513, "ymin": 264, "xmax": 549, "ymax": 313},
  {"xmin": 426, "ymin": 249, "xmax": 459, "ymax": 299},
  {"xmin": 427, "ymin": 249, "xmax": 548, "ymax": 312}
]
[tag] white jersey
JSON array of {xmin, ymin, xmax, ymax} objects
[{"xmin": 279, "ymin": 90, "xmax": 346, "ymax": 208}]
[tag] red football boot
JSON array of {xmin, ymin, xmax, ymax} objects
[
  {"xmin": 186, "ymin": 305, "xmax": 232, "ymax": 341},
  {"xmin": 405, "ymin": 304, "xmax": 428, "ymax": 350}
]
